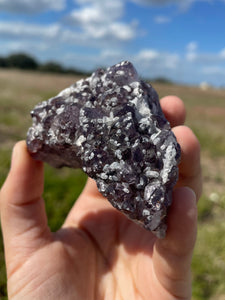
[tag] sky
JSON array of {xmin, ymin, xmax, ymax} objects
[{"xmin": 0, "ymin": 0, "xmax": 225, "ymax": 86}]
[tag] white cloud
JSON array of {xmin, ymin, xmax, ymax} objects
[
  {"xmin": 0, "ymin": 22, "xmax": 71, "ymax": 61},
  {"xmin": 67, "ymin": 1, "xmax": 137, "ymax": 42},
  {"xmin": 186, "ymin": 52, "xmax": 197, "ymax": 62},
  {"xmin": 183, "ymin": 45, "xmax": 225, "ymax": 86},
  {"xmin": 186, "ymin": 51, "xmax": 225, "ymax": 64},
  {"xmin": 70, "ymin": 1, "xmax": 123, "ymax": 25},
  {"xmin": 63, "ymin": 49, "xmax": 127, "ymax": 71},
  {"xmin": 154, "ymin": 15, "xmax": 171, "ymax": 24},
  {"xmin": 0, "ymin": 21, "xmax": 88, "ymax": 53},
  {"xmin": 186, "ymin": 41, "xmax": 198, "ymax": 52},
  {"xmin": 75, "ymin": 0, "xmax": 213, "ymax": 8},
  {"xmin": 131, "ymin": 0, "xmax": 179, "ymax": 5},
  {"xmin": 131, "ymin": 0, "xmax": 209, "ymax": 5},
  {"xmin": 137, "ymin": 49, "xmax": 159, "ymax": 60},
  {"xmin": 131, "ymin": 0, "xmax": 213, "ymax": 10},
  {"xmin": 137, "ymin": 49, "xmax": 179, "ymax": 68},
  {"xmin": 0, "ymin": 0, "xmax": 65, "ymax": 13},
  {"xmin": 202, "ymin": 66, "xmax": 225, "ymax": 76},
  {"xmin": 75, "ymin": 0, "xmax": 94, "ymax": 3},
  {"xmin": 0, "ymin": 40, "xmax": 50, "ymax": 56},
  {"xmin": 80, "ymin": 22, "xmax": 136, "ymax": 40},
  {"xmin": 135, "ymin": 48, "xmax": 180, "ymax": 80},
  {"xmin": 107, "ymin": 23, "xmax": 136, "ymax": 40},
  {"xmin": 186, "ymin": 41, "xmax": 198, "ymax": 61},
  {"xmin": 220, "ymin": 48, "xmax": 225, "ymax": 58},
  {"xmin": 0, "ymin": 17, "xmax": 136, "ymax": 58},
  {"xmin": 0, "ymin": 21, "xmax": 61, "ymax": 39}
]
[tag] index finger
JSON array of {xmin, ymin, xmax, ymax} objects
[
  {"xmin": 173, "ymin": 126, "xmax": 202, "ymax": 200},
  {"xmin": 160, "ymin": 96, "xmax": 186, "ymax": 127},
  {"xmin": 160, "ymin": 96, "xmax": 202, "ymax": 199}
]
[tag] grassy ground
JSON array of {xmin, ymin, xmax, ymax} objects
[{"xmin": 0, "ymin": 69, "xmax": 225, "ymax": 299}]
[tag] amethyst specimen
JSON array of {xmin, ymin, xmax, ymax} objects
[{"xmin": 27, "ymin": 61, "xmax": 180, "ymax": 238}]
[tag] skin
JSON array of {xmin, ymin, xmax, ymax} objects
[{"xmin": 0, "ymin": 96, "xmax": 202, "ymax": 300}]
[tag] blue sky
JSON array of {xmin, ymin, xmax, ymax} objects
[{"xmin": 0, "ymin": 0, "xmax": 225, "ymax": 86}]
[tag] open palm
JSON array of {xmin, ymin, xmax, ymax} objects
[{"xmin": 0, "ymin": 96, "xmax": 201, "ymax": 300}]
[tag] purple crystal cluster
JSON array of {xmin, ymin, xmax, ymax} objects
[{"xmin": 27, "ymin": 61, "xmax": 180, "ymax": 238}]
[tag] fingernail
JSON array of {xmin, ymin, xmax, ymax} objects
[
  {"xmin": 11, "ymin": 144, "xmax": 18, "ymax": 169},
  {"xmin": 183, "ymin": 186, "xmax": 197, "ymax": 203}
]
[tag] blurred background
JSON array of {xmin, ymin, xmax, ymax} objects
[{"xmin": 0, "ymin": 1, "xmax": 225, "ymax": 299}]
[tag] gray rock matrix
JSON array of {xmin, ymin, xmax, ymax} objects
[{"xmin": 27, "ymin": 61, "xmax": 180, "ymax": 238}]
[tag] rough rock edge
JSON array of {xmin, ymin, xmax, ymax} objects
[{"xmin": 27, "ymin": 61, "xmax": 181, "ymax": 238}]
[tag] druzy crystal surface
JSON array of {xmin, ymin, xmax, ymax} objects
[{"xmin": 27, "ymin": 61, "xmax": 180, "ymax": 238}]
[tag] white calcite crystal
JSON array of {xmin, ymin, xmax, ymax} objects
[{"xmin": 27, "ymin": 61, "xmax": 181, "ymax": 238}]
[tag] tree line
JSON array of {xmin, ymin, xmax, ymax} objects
[
  {"xmin": 0, "ymin": 52, "xmax": 174, "ymax": 84},
  {"xmin": 0, "ymin": 52, "xmax": 90, "ymax": 76}
]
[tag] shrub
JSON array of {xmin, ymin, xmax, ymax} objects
[
  {"xmin": 0, "ymin": 57, "xmax": 8, "ymax": 68},
  {"xmin": 7, "ymin": 53, "xmax": 38, "ymax": 70},
  {"xmin": 39, "ymin": 61, "xmax": 65, "ymax": 73}
]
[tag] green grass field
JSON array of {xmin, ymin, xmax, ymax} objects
[{"xmin": 0, "ymin": 69, "xmax": 225, "ymax": 299}]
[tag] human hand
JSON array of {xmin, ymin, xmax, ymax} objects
[{"xmin": 0, "ymin": 96, "xmax": 201, "ymax": 300}]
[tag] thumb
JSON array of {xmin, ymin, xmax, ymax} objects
[
  {"xmin": 153, "ymin": 187, "xmax": 197, "ymax": 299},
  {"xmin": 0, "ymin": 141, "xmax": 51, "ymax": 272}
]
